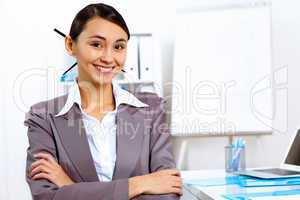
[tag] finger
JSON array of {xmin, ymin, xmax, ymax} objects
[
  {"xmin": 165, "ymin": 169, "xmax": 181, "ymax": 176},
  {"xmin": 158, "ymin": 169, "xmax": 177, "ymax": 175},
  {"xmin": 170, "ymin": 187, "xmax": 183, "ymax": 196},
  {"xmin": 168, "ymin": 178, "xmax": 182, "ymax": 189},
  {"xmin": 172, "ymin": 170, "xmax": 181, "ymax": 176},
  {"xmin": 174, "ymin": 176, "xmax": 183, "ymax": 183},
  {"xmin": 32, "ymin": 172, "xmax": 52, "ymax": 181},
  {"xmin": 172, "ymin": 182, "xmax": 182, "ymax": 188},
  {"xmin": 30, "ymin": 159, "xmax": 53, "ymax": 171},
  {"xmin": 30, "ymin": 165, "xmax": 51, "ymax": 178},
  {"xmin": 175, "ymin": 171, "xmax": 181, "ymax": 177},
  {"xmin": 34, "ymin": 152, "xmax": 57, "ymax": 165},
  {"xmin": 34, "ymin": 152, "xmax": 56, "ymax": 163},
  {"xmin": 168, "ymin": 175, "xmax": 182, "ymax": 182},
  {"xmin": 172, "ymin": 178, "xmax": 183, "ymax": 187}
]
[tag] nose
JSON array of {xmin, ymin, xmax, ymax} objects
[{"xmin": 100, "ymin": 47, "xmax": 114, "ymax": 64}]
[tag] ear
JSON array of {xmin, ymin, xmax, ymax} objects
[{"xmin": 65, "ymin": 35, "xmax": 75, "ymax": 56}]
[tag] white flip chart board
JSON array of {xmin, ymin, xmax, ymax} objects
[{"xmin": 171, "ymin": 4, "xmax": 272, "ymax": 136}]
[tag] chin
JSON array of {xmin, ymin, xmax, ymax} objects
[{"xmin": 92, "ymin": 75, "xmax": 114, "ymax": 85}]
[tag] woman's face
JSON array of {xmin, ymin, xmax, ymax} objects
[{"xmin": 68, "ymin": 17, "xmax": 128, "ymax": 85}]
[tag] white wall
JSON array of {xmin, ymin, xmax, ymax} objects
[{"xmin": 1, "ymin": 0, "xmax": 300, "ymax": 199}]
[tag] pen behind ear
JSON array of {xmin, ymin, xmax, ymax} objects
[
  {"xmin": 53, "ymin": 28, "xmax": 126, "ymax": 76},
  {"xmin": 54, "ymin": 28, "xmax": 66, "ymax": 37},
  {"xmin": 54, "ymin": 28, "xmax": 77, "ymax": 76}
]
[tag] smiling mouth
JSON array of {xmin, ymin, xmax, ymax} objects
[{"xmin": 93, "ymin": 64, "xmax": 115, "ymax": 73}]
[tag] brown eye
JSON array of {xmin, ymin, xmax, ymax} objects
[
  {"xmin": 114, "ymin": 43, "xmax": 126, "ymax": 50},
  {"xmin": 90, "ymin": 42, "xmax": 102, "ymax": 48}
]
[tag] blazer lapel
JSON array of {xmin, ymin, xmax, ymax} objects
[
  {"xmin": 113, "ymin": 104, "xmax": 146, "ymax": 180},
  {"xmin": 50, "ymin": 102, "xmax": 146, "ymax": 182},
  {"xmin": 51, "ymin": 104, "xmax": 99, "ymax": 182}
]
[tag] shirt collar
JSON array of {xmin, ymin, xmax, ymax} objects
[{"xmin": 55, "ymin": 78, "xmax": 149, "ymax": 117}]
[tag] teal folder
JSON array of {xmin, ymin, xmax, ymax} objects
[
  {"xmin": 239, "ymin": 177, "xmax": 300, "ymax": 187},
  {"xmin": 223, "ymin": 189, "xmax": 300, "ymax": 200},
  {"xmin": 184, "ymin": 175, "xmax": 300, "ymax": 188}
]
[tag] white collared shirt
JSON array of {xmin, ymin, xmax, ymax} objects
[{"xmin": 55, "ymin": 79, "xmax": 148, "ymax": 181}]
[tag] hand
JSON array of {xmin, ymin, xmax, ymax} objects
[
  {"xmin": 129, "ymin": 169, "xmax": 182, "ymax": 198},
  {"xmin": 30, "ymin": 152, "xmax": 75, "ymax": 188}
]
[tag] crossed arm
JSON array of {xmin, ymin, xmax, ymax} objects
[{"xmin": 25, "ymin": 102, "xmax": 181, "ymax": 200}]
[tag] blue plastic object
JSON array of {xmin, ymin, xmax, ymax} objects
[
  {"xmin": 184, "ymin": 175, "xmax": 300, "ymax": 187},
  {"xmin": 223, "ymin": 189, "xmax": 300, "ymax": 200},
  {"xmin": 184, "ymin": 176, "xmax": 247, "ymax": 187},
  {"xmin": 239, "ymin": 176, "xmax": 300, "ymax": 187},
  {"xmin": 60, "ymin": 70, "xmax": 77, "ymax": 82}
]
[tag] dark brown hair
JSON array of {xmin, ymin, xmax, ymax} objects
[{"xmin": 69, "ymin": 3, "xmax": 130, "ymax": 41}]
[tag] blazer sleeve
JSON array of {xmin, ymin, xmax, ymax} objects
[
  {"xmin": 134, "ymin": 98, "xmax": 180, "ymax": 200},
  {"xmin": 24, "ymin": 106, "xmax": 129, "ymax": 200},
  {"xmin": 149, "ymin": 98, "xmax": 177, "ymax": 172}
]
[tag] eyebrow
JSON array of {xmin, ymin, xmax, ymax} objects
[{"xmin": 88, "ymin": 35, "xmax": 127, "ymax": 42}]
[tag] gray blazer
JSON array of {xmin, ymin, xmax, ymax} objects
[{"xmin": 24, "ymin": 92, "xmax": 179, "ymax": 200}]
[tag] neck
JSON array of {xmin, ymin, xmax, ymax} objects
[{"xmin": 76, "ymin": 78, "xmax": 115, "ymax": 112}]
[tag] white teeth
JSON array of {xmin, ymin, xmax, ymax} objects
[{"xmin": 94, "ymin": 65, "xmax": 114, "ymax": 73}]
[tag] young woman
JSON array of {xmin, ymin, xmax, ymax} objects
[{"xmin": 24, "ymin": 3, "xmax": 182, "ymax": 200}]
